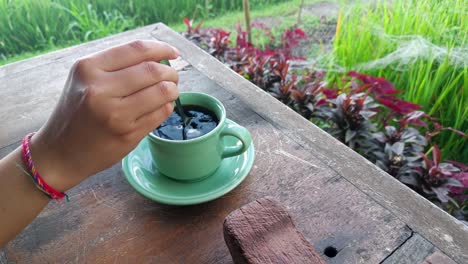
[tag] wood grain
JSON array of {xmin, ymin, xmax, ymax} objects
[
  {"xmin": 382, "ymin": 233, "xmax": 434, "ymax": 264},
  {"xmin": 150, "ymin": 23, "xmax": 467, "ymax": 263},
  {"xmin": 223, "ymin": 197, "xmax": 326, "ymax": 264}
]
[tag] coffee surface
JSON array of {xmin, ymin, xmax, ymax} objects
[{"xmin": 154, "ymin": 105, "xmax": 219, "ymax": 140}]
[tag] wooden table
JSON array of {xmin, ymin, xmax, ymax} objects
[{"xmin": 0, "ymin": 23, "xmax": 466, "ymax": 264}]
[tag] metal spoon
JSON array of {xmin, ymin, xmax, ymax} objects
[
  {"xmin": 175, "ymin": 97, "xmax": 190, "ymax": 126},
  {"xmin": 159, "ymin": 59, "xmax": 190, "ymax": 126}
]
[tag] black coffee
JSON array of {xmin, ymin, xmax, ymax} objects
[{"xmin": 154, "ymin": 105, "xmax": 219, "ymax": 140}]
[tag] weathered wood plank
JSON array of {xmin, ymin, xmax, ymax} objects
[
  {"xmin": 223, "ymin": 197, "xmax": 326, "ymax": 264},
  {"xmin": 2, "ymin": 68, "xmax": 411, "ymax": 263},
  {"xmin": 382, "ymin": 233, "xmax": 457, "ymax": 264},
  {"xmin": 150, "ymin": 23, "xmax": 467, "ymax": 263},
  {"xmin": 0, "ymin": 141, "xmax": 19, "ymax": 158},
  {"xmin": 382, "ymin": 233, "xmax": 435, "ymax": 264}
]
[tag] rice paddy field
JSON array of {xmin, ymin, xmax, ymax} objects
[{"xmin": 328, "ymin": 0, "xmax": 467, "ymax": 162}]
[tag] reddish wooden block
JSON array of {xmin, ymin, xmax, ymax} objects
[
  {"xmin": 422, "ymin": 251, "xmax": 457, "ymax": 264},
  {"xmin": 223, "ymin": 197, "xmax": 326, "ymax": 264}
]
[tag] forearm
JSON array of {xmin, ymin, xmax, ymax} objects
[{"xmin": 0, "ymin": 147, "xmax": 49, "ymax": 246}]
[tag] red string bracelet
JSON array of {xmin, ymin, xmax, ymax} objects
[{"xmin": 21, "ymin": 133, "xmax": 69, "ymax": 201}]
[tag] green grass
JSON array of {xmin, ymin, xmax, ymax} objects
[
  {"xmin": 0, "ymin": 0, "xmax": 289, "ymax": 65},
  {"xmin": 328, "ymin": 0, "xmax": 467, "ymax": 162},
  {"xmin": 176, "ymin": 0, "xmax": 313, "ymax": 30},
  {"xmin": 170, "ymin": 0, "xmax": 325, "ymax": 56}
]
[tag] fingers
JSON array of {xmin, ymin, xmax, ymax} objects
[
  {"xmin": 105, "ymin": 61, "xmax": 178, "ymax": 96},
  {"xmin": 90, "ymin": 40, "xmax": 179, "ymax": 72},
  {"xmin": 130, "ymin": 103, "xmax": 175, "ymax": 138},
  {"xmin": 123, "ymin": 81, "xmax": 178, "ymax": 119}
]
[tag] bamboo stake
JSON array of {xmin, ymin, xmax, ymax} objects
[
  {"xmin": 297, "ymin": 0, "xmax": 305, "ymax": 24},
  {"xmin": 243, "ymin": 0, "xmax": 252, "ymax": 43}
]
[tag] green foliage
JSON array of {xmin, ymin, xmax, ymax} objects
[
  {"xmin": 0, "ymin": 0, "xmax": 289, "ymax": 63},
  {"xmin": 328, "ymin": 0, "xmax": 467, "ymax": 162},
  {"xmin": 183, "ymin": 22, "xmax": 468, "ymax": 221}
]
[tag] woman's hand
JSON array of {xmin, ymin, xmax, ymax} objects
[
  {"xmin": 0, "ymin": 40, "xmax": 179, "ymax": 246},
  {"xmin": 31, "ymin": 40, "xmax": 180, "ymax": 191}
]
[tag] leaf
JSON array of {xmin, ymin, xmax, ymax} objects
[
  {"xmin": 316, "ymin": 98, "xmax": 327, "ymax": 106},
  {"xmin": 447, "ymin": 160, "xmax": 468, "ymax": 171},
  {"xmin": 421, "ymin": 152, "xmax": 433, "ymax": 169},
  {"xmin": 376, "ymin": 152, "xmax": 387, "ymax": 160},
  {"xmin": 439, "ymin": 163, "xmax": 460, "ymax": 173},
  {"xmin": 183, "ymin": 17, "xmax": 191, "ymax": 29},
  {"xmin": 404, "ymin": 111, "xmax": 429, "ymax": 128},
  {"xmin": 446, "ymin": 178, "xmax": 464, "ymax": 187},
  {"xmin": 406, "ymin": 111, "xmax": 426, "ymax": 120},
  {"xmin": 376, "ymin": 78, "xmax": 402, "ymax": 95},
  {"xmin": 405, "ymin": 134, "xmax": 427, "ymax": 146},
  {"xmin": 406, "ymin": 156, "xmax": 422, "ymax": 162},
  {"xmin": 400, "ymin": 174, "xmax": 419, "ymax": 187},
  {"xmin": 306, "ymin": 103, "xmax": 315, "ymax": 112},
  {"xmin": 384, "ymin": 144, "xmax": 393, "ymax": 157},
  {"xmin": 407, "ymin": 118, "xmax": 428, "ymax": 128},
  {"xmin": 194, "ymin": 21, "xmax": 204, "ymax": 33},
  {"xmin": 453, "ymin": 172, "xmax": 468, "ymax": 185},
  {"xmin": 447, "ymin": 197, "xmax": 460, "ymax": 208},
  {"xmin": 378, "ymin": 97, "xmax": 420, "ymax": 114},
  {"xmin": 412, "ymin": 144, "xmax": 425, "ymax": 153},
  {"xmin": 432, "ymin": 187, "xmax": 450, "ymax": 203},
  {"xmin": 360, "ymin": 110, "xmax": 376, "ymax": 119},
  {"xmin": 84, "ymin": 30, "xmax": 94, "ymax": 41},
  {"xmin": 391, "ymin": 142, "xmax": 405, "ymax": 155},
  {"xmin": 376, "ymin": 160, "xmax": 388, "ymax": 171},
  {"xmin": 385, "ymin": 126, "xmax": 396, "ymax": 136},
  {"xmin": 348, "ymin": 71, "xmax": 374, "ymax": 83},
  {"xmin": 432, "ymin": 144, "xmax": 441, "ymax": 166},
  {"xmin": 323, "ymin": 88, "xmax": 338, "ymax": 99},
  {"xmin": 373, "ymin": 132, "xmax": 386, "ymax": 142},
  {"xmin": 376, "ymin": 97, "xmax": 397, "ymax": 110},
  {"xmin": 395, "ymin": 99, "xmax": 421, "ymax": 114},
  {"xmin": 345, "ymin": 129, "xmax": 357, "ymax": 143}
]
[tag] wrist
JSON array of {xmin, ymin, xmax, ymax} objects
[{"xmin": 28, "ymin": 131, "xmax": 79, "ymax": 192}]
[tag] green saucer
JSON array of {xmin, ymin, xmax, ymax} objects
[{"xmin": 122, "ymin": 130, "xmax": 255, "ymax": 206}]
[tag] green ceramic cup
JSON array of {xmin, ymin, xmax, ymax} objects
[{"xmin": 147, "ymin": 92, "xmax": 252, "ymax": 181}]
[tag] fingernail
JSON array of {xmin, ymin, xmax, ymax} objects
[{"xmin": 173, "ymin": 47, "xmax": 181, "ymax": 57}]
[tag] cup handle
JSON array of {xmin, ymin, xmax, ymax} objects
[{"xmin": 220, "ymin": 121, "xmax": 252, "ymax": 158}]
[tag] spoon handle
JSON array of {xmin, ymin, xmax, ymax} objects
[
  {"xmin": 159, "ymin": 59, "xmax": 190, "ymax": 124},
  {"xmin": 175, "ymin": 98, "xmax": 190, "ymax": 126}
]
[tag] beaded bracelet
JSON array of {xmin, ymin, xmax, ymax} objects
[{"xmin": 21, "ymin": 133, "xmax": 69, "ymax": 201}]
